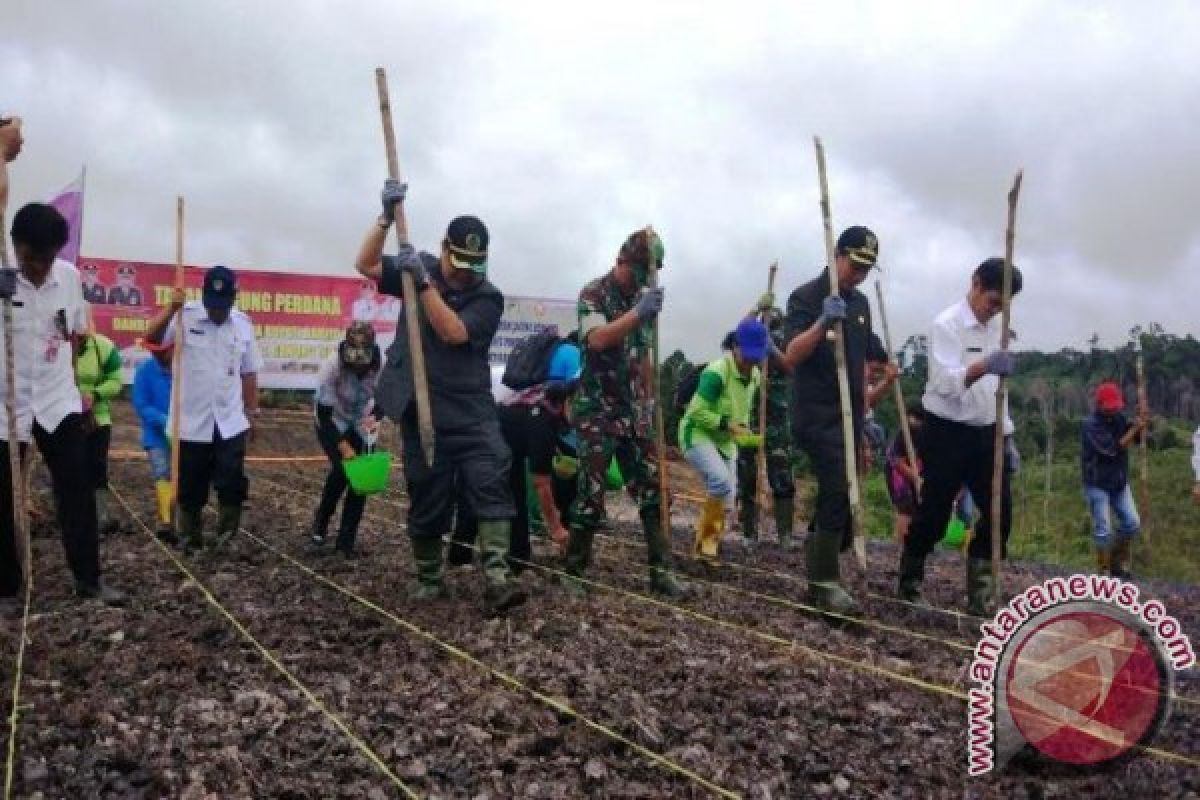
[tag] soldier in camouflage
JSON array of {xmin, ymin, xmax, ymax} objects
[
  {"xmin": 562, "ymin": 229, "xmax": 686, "ymax": 597},
  {"xmin": 736, "ymin": 303, "xmax": 797, "ymax": 545}
]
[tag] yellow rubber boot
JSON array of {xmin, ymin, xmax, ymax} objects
[
  {"xmin": 155, "ymin": 481, "xmax": 173, "ymax": 526},
  {"xmin": 694, "ymin": 497, "xmax": 725, "ymax": 561}
]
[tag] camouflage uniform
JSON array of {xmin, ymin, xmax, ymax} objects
[
  {"xmin": 563, "ymin": 230, "xmax": 683, "ymax": 595},
  {"xmin": 736, "ymin": 310, "xmax": 796, "ymax": 541}
]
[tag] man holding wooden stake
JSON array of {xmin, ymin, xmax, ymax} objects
[
  {"xmin": 778, "ymin": 226, "xmax": 884, "ymax": 614},
  {"xmin": 0, "ymin": 203, "xmax": 123, "ymax": 603},
  {"xmin": 896, "ymin": 258, "xmax": 1022, "ymax": 615},
  {"xmin": 357, "ymin": 182, "xmax": 525, "ymax": 616},
  {"xmin": 562, "ymin": 229, "xmax": 686, "ymax": 597}
]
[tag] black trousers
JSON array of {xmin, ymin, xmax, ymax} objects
[
  {"xmin": 402, "ymin": 421, "xmax": 514, "ymax": 541},
  {"xmin": 0, "ymin": 414, "xmax": 100, "ymax": 595},
  {"xmin": 904, "ymin": 413, "xmax": 1012, "ymax": 562},
  {"xmin": 448, "ymin": 466, "xmax": 576, "ymax": 568},
  {"xmin": 313, "ymin": 428, "xmax": 366, "ymax": 546},
  {"xmin": 178, "ymin": 428, "xmax": 248, "ymax": 512},
  {"xmin": 795, "ymin": 423, "xmax": 852, "ymax": 545},
  {"xmin": 84, "ymin": 422, "xmax": 111, "ymax": 490}
]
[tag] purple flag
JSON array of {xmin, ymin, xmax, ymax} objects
[{"xmin": 47, "ymin": 169, "xmax": 85, "ymax": 265}]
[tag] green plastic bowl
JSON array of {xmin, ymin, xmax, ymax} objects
[
  {"xmin": 942, "ymin": 518, "xmax": 966, "ymax": 548},
  {"xmin": 343, "ymin": 452, "xmax": 393, "ymax": 496}
]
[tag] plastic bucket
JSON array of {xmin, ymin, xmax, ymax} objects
[
  {"xmin": 343, "ymin": 452, "xmax": 392, "ymax": 496},
  {"xmin": 942, "ymin": 517, "xmax": 966, "ymax": 548},
  {"xmin": 606, "ymin": 457, "xmax": 624, "ymax": 491}
]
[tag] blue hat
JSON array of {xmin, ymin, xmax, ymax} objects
[
  {"xmin": 734, "ymin": 319, "xmax": 769, "ymax": 362},
  {"xmin": 203, "ymin": 265, "xmax": 237, "ymax": 311},
  {"xmin": 547, "ymin": 342, "xmax": 582, "ymax": 385}
]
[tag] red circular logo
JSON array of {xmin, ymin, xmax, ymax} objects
[{"xmin": 1005, "ymin": 610, "xmax": 1167, "ymax": 765}]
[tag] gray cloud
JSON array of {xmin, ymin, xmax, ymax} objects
[{"xmin": 4, "ymin": 0, "xmax": 1197, "ymax": 363}]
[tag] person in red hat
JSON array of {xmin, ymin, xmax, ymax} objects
[{"xmin": 1081, "ymin": 381, "xmax": 1148, "ymax": 577}]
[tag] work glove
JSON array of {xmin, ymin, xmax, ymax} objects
[
  {"xmin": 756, "ymin": 292, "xmax": 775, "ymax": 312},
  {"xmin": 1004, "ymin": 435, "xmax": 1020, "ymax": 474},
  {"xmin": 817, "ymin": 296, "xmax": 847, "ymax": 328},
  {"xmin": 983, "ymin": 350, "xmax": 1014, "ymax": 377},
  {"xmin": 394, "ymin": 243, "xmax": 430, "ymax": 292},
  {"xmin": 634, "ymin": 286, "xmax": 665, "ymax": 322},
  {"xmin": 380, "ymin": 179, "xmax": 408, "ymax": 223}
]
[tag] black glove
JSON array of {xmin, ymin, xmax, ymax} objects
[
  {"xmin": 380, "ymin": 179, "xmax": 408, "ymax": 223},
  {"xmin": 0, "ymin": 269, "xmax": 16, "ymax": 300}
]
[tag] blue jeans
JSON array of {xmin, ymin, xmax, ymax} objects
[
  {"xmin": 146, "ymin": 446, "xmax": 171, "ymax": 482},
  {"xmin": 684, "ymin": 441, "xmax": 738, "ymax": 503},
  {"xmin": 1084, "ymin": 485, "xmax": 1140, "ymax": 547}
]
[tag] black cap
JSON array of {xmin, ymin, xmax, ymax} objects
[
  {"xmin": 202, "ymin": 265, "xmax": 237, "ymax": 311},
  {"xmin": 836, "ymin": 225, "xmax": 879, "ymax": 269},
  {"xmin": 444, "ymin": 216, "xmax": 489, "ymax": 274}
]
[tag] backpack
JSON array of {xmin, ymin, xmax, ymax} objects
[
  {"xmin": 673, "ymin": 363, "xmax": 707, "ymax": 414},
  {"xmin": 502, "ymin": 328, "xmax": 563, "ymax": 390}
]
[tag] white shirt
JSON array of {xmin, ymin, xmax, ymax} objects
[
  {"xmin": 0, "ymin": 259, "xmax": 88, "ymax": 441},
  {"xmin": 166, "ymin": 302, "xmax": 263, "ymax": 442},
  {"xmin": 1192, "ymin": 426, "xmax": 1200, "ymax": 481},
  {"xmin": 921, "ymin": 299, "xmax": 1014, "ymax": 433}
]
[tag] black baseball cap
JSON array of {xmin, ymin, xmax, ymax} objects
[
  {"xmin": 202, "ymin": 265, "xmax": 237, "ymax": 311},
  {"xmin": 444, "ymin": 216, "xmax": 489, "ymax": 274},
  {"xmin": 836, "ymin": 225, "xmax": 879, "ymax": 269}
]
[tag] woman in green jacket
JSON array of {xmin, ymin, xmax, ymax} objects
[
  {"xmin": 678, "ymin": 319, "xmax": 766, "ymax": 559},
  {"xmin": 75, "ymin": 332, "xmax": 124, "ymax": 536}
]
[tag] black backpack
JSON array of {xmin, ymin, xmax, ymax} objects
[
  {"xmin": 673, "ymin": 363, "xmax": 707, "ymax": 413},
  {"xmin": 502, "ymin": 328, "xmax": 563, "ymax": 390}
]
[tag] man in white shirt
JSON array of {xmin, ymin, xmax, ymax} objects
[
  {"xmin": 897, "ymin": 257, "xmax": 1023, "ymax": 616},
  {"xmin": 0, "ymin": 203, "xmax": 123, "ymax": 603},
  {"xmin": 145, "ymin": 266, "xmax": 262, "ymax": 552}
]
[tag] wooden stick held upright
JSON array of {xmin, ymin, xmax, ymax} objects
[
  {"xmin": 990, "ymin": 170, "xmax": 1023, "ymax": 608},
  {"xmin": 375, "ymin": 67, "xmax": 436, "ymax": 468},
  {"xmin": 645, "ymin": 226, "xmax": 671, "ymax": 540},
  {"xmin": 874, "ymin": 280, "xmax": 920, "ymax": 494},
  {"xmin": 1134, "ymin": 335, "xmax": 1152, "ymax": 547},
  {"xmin": 813, "ymin": 137, "xmax": 867, "ymax": 571},
  {"xmin": 168, "ymin": 197, "xmax": 185, "ymax": 520},
  {"xmin": 756, "ymin": 261, "xmax": 778, "ymax": 532},
  {"xmin": 0, "ymin": 126, "xmax": 29, "ymax": 586}
]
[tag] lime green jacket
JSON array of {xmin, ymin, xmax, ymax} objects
[
  {"xmin": 75, "ymin": 334, "xmax": 123, "ymax": 427},
  {"xmin": 678, "ymin": 354, "xmax": 761, "ymax": 459}
]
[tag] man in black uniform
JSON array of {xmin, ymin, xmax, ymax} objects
[
  {"xmin": 106, "ymin": 263, "xmax": 143, "ymax": 306},
  {"xmin": 354, "ymin": 179, "xmax": 524, "ymax": 616},
  {"xmin": 777, "ymin": 226, "xmax": 889, "ymax": 614},
  {"xmin": 81, "ymin": 263, "xmax": 108, "ymax": 305}
]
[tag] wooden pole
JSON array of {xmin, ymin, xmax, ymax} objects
[
  {"xmin": 0, "ymin": 120, "xmax": 28, "ymax": 588},
  {"xmin": 168, "ymin": 197, "xmax": 185, "ymax": 520},
  {"xmin": 645, "ymin": 226, "xmax": 671, "ymax": 542},
  {"xmin": 756, "ymin": 261, "xmax": 778, "ymax": 533},
  {"xmin": 813, "ymin": 137, "xmax": 867, "ymax": 571},
  {"xmin": 873, "ymin": 280, "xmax": 920, "ymax": 494},
  {"xmin": 1134, "ymin": 334, "xmax": 1152, "ymax": 551},
  {"xmin": 375, "ymin": 67, "xmax": 436, "ymax": 468},
  {"xmin": 990, "ymin": 171, "xmax": 1024, "ymax": 608}
]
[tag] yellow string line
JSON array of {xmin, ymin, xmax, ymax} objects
[
  {"xmin": 108, "ymin": 487, "xmax": 420, "ymax": 799},
  {"xmin": 241, "ymin": 527, "xmax": 742, "ymax": 800},
  {"xmin": 3, "ymin": 549, "xmax": 33, "ymax": 800}
]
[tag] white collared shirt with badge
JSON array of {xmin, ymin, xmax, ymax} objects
[
  {"xmin": 922, "ymin": 298, "xmax": 1014, "ymax": 433},
  {"xmin": 0, "ymin": 259, "xmax": 89, "ymax": 442},
  {"xmin": 165, "ymin": 302, "xmax": 263, "ymax": 443}
]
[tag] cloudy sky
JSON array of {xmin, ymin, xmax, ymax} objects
[{"xmin": 4, "ymin": 0, "xmax": 1197, "ymax": 361}]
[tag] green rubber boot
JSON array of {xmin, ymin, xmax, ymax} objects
[
  {"xmin": 805, "ymin": 527, "xmax": 859, "ymax": 616},
  {"xmin": 179, "ymin": 508, "xmax": 205, "ymax": 553},
  {"xmin": 477, "ymin": 519, "xmax": 527, "ymax": 615},
  {"xmin": 966, "ymin": 558, "xmax": 997, "ymax": 617},
  {"xmin": 897, "ymin": 550, "xmax": 928, "ymax": 606},
  {"xmin": 644, "ymin": 507, "xmax": 688, "ymax": 597},
  {"xmin": 410, "ymin": 537, "xmax": 447, "ymax": 601},
  {"xmin": 560, "ymin": 527, "xmax": 594, "ymax": 598},
  {"xmin": 774, "ymin": 495, "xmax": 796, "ymax": 548},
  {"xmin": 211, "ymin": 505, "xmax": 242, "ymax": 550}
]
